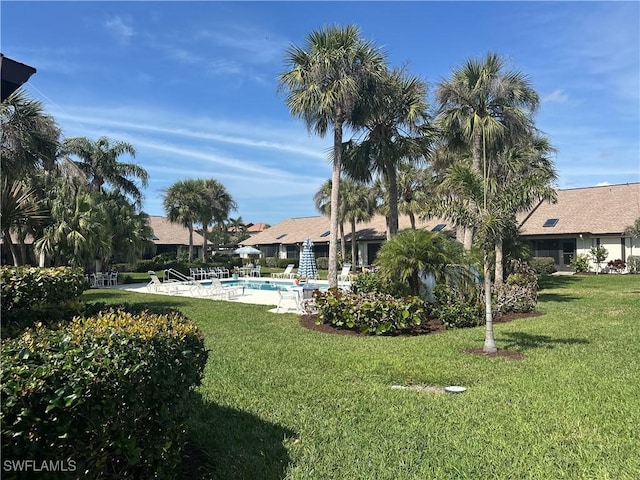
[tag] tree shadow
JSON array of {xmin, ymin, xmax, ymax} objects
[
  {"xmin": 537, "ymin": 292, "xmax": 580, "ymax": 303},
  {"xmin": 83, "ymin": 290, "xmax": 194, "ymax": 309},
  {"xmin": 182, "ymin": 392, "xmax": 295, "ymax": 480},
  {"xmin": 537, "ymin": 275, "xmax": 581, "ymax": 291},
  {"xmin": 499, "ymin": 331, "xmax": 589, "ymax": 351}
]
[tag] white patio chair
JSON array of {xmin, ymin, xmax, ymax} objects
[
  {"xmin": 337, "ymin": 264, "xmax": 353, "ymax": 282},
  {"xmin": 271, "ymin": 264, "xmax": 295, "ymax": 279},
  {"xmin": 147, "ymin": 271, "xmax": 179, "ymax": 293},
  {"xmin": 277, "ymin": 288, "xmax": 302, "ymax": 313},
  {"xmin": 250, "ymin": 265, "xmax": 261, "ymax": 277},
  {"xmin": 108, "ymin": 271, "xmax": 118, "ymax": 286}
]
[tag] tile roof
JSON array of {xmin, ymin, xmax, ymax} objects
[
  {"xmin": 241, "ymin": 214, "xmax": 451, "ymax": 245},
  {"xmin": 147, "ymin": 216, "xmax": 205, "ymax": 245},
  {"xmin": 518, "ymin": 182, "xmax": 640, "ymax": 235}
]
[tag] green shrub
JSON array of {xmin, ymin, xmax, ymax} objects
[
  {"xmin": 350, "ymin": 271, "xmax": 410, "ymax": 297},
  {"xmin": 627, "ymin": 255, "xmax": 640, "ymax": 274},
  {"xmin": 529, "ymin": 257, "xmax": 556, "ymax": 275},
  {"xmin": 1, "ymin": 267, "xmax": 89, "ymax": 331},
  {"xmin": 313, "ymin": 288, "xmax": 427, "ymax": 335},
  {"xmin": 1, "ymin": 308, "xmax": 208, "ymax": 479},
  {"xmin": 571, "ymin": 253, "xmax": 590, "ymax": 273},
  {"xmin": 315, "ymin": 257, "xmax": 329, "ymax": 270},
  {"xmin": 432, "ymin": 284, "xmax": 484, "ymax": 329}
]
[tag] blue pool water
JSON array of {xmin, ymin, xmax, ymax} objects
[{"xmin": 201, "ymin": 280, "xmax": 296, "ymax": 291}]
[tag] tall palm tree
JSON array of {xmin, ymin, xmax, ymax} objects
[
  {"xmin": 396, "ymin": 162, "xmax": 434, "ymax": 230},
  {"xmin": 279, "ymin": 24, "xmax": 386, "ymax": 287},
  {"xmin": 436, "ymin": 52, "xmax": 540, "ymax": 249},
  {"xmin": 341, "ymin": 178, "xmax": 376, "ymax": 265},
  {"xmin": 314, "ymin": 178, "xmax": 347, "ymax": 261},
  {"xmin": 491, "ymin": 133, "xmax": 557, "ymax": 285},
  {"xmin": 197, "ymin": 178, "xmax": 237, "ymax": 261},
  {"xmin": 163, "ymin": 179, "xmax": 202, "ymax": 261},
  {"xmin": 343, "ymin": 67, "xmax": 432, "ymax": 238},
  {"xmin": 62, "ymin": 136, "xmax": 148, "ymax": 206}
]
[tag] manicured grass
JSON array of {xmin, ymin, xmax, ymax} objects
[{"xmin": 84, "ymin": 275, "xmax": 640, "ymax": 479}]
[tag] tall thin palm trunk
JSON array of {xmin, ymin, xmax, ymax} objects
[
  {"xmin": 328, "ymin": 116, "xmax": 343, "ymax": 287},
  {"xmin": 494, "ymin": 236, "xmax": 504, "ymax": 287},
  {"xmin": 483, "ymin": 253, "xmax": 497, "ymax": 353},
  {"xmin": 384, "ymin": 160, "xmax": 399, "ymax": 237}
]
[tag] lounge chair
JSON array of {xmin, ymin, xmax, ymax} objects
[
  {"xmin": 337, "ymin": 264, "xmax": 353, "ymax": 282},
  {"xmin": 147, "ymin": 271, "xmax": 180, "ymax": 293},
  {"xmin": 210, "ymin": 279, "xmax": 243, "ymax": 298},
  {"xmin": 271, "ymin": 264, "xmax": 295, "ymax": 279}
]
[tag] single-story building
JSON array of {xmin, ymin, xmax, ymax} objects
[
  {"xmin": 518, "ymin": 182, "xmax": 640, "ymax": 271},
  {"xmin": 146, "ymin": 216, "xmax": 205, "ymax": 259},
  {"xmin": 242, "ymin": 182, "xmax": 640, "ymax": 272},
  {"xmin": 241, "ymin": 214, "xmax": 452, "ymax": 267}
]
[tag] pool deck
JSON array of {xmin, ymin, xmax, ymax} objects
[{"xmin": 115, "ymin": 277, "xmax": 351, "ymax": 314}]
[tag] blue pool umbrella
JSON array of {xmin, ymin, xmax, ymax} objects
[{"xmin": 297, "ymin": 237, "xmax": 318, "ymax": 280}]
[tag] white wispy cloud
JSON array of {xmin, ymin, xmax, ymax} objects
[
  {"xmin": 542, "ymin": 89, "xmax": 569, "ymax": 104},
  {"xmin": 104, "ymin": 16, "xmax": 135, "ymax": 44}
]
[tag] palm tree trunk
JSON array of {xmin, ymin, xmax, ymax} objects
[
  {"xmin": 188, "ymin": 223, "xmax": 194, "ymax": 261},
  {"xmin": 328, "ymin": 116, "xmax": 343, "ymax": 288},
  {"xmin": 483, "ymin": 252, "xmax": 497, "ymax": 353},
  {"xmin": 385, "ymin": 160, "xmax": 399, "ymax": 237},
  {"xmin": 472, "ymin": 128, "xmax": 483, "ymax": 173},
  {"xmin": 463, "ymin": 227, "xmax": 474, "ymax": 250},
  {"xmin": 202, "ymin": 224, "xmax": 208, "ymax": 261},
  {"xmin": 409, "ymin": 212, "xmax": 416, "ymax": 230},
  {"xmin": 350, "ymin": 219, "xmax": 357, "ymax": 266},
  {"xmin": 494, "ymin": 236, "xmax": 504, "ymax": 287},
  {"xmin": 339, "ymin": 222, "xmax": 346, "ymax": 263},
  {"xmin": 3, "ymin": 229, "xmax": 20, "ymax": 265}
]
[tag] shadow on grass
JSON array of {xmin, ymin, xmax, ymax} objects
[
  {"xmin": 83, "ymin": 290, "xmax": 194, "ymax": 308},
  {"xmin": 500, "ymin": 331, "xmax": 589, "ymax": 350},
  {"xmin": 184, "ymin": 393, "xmax": 295, "ymax": 480},
  {"xmin": 537, "ymin": 275, "xmax": 581, "ymax": 290},
  {"xmin": 537, "ymin": 292, "xmax": 580, "ymax": 303}
]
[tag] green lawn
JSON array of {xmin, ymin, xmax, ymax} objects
[{"xmin": 84, "ymin": 275, "xmax": 640, "ymax": 479}]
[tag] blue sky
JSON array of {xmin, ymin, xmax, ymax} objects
[{"xmin": 2, "ymin": 1, "xmax": 639, "ymax": 225}]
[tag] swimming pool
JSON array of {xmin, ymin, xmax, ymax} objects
[{"xmin": 202, "ymin": 279, "xmax": 321, "ymax": 291}]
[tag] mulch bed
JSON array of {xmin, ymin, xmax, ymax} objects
[{"xmin": 300, "ymin": 311, "xmax": 542, "ymax": 360}]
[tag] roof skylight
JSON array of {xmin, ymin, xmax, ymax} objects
[
  {"xmin": 431, "ymin": 223, "xmax": 446, "ymax": 232},
  {"xmin": 276, "ymin": 233, "xmax": 288, "ymax": 239},
  {"xmin": 320, "ymin": 230, "xmax": 330, "ymax": 237},
  {"xmin": 543, "ymin": 218, "xmax": 559, "ymax": 227}
]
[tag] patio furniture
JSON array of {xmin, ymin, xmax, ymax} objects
[
  {"xmin": 147, "ymin": 271, "xmax": 179, "ymax": 293},
  {"xmin": 277, "ymin": 288, "xmax": 302, "ymax": 313},
  {"xmin": 108, "ymin": 271, "xmax": 118, "ymax": 286},
  {"xmin": 250, "ymin": 265, "xmax": 261, "ymax": 277},
  {"xmin": 90, "ymin": 273, "xmax": 107, "ymax": 287},
  {"xmin": 271, "ymin": 264, "xmax": 295, "ymax": 279},
  {"xmin": 337, "ymin": 264, "xmax": 354, "ymax": 282}
]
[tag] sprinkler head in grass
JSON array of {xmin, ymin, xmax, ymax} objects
[{"xmin": 444, "ymin": 386, "xmax": 466, "ymax": 394}]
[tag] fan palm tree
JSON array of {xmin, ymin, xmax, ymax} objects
[
  {"xmin": 62, "ymin": 136, "xmax": 148, "ymax": 207},
  {"xmin": 397, "ymin": 161, "xmax": 435, "ymax": 230},
  {"xmin": 163, "ymin": 179, "xmax": 202, "ymax": 261},
  {"xmin": 1, "ymin": 179, "xmax": 47, "ymax": 265},
  {"xmin": 1, "ymin": 89, "xmax": 60, "ymax": 182},
  {"xmin": 341, "ymin": 178, "xmax": 376, "ymax": 265},
  {"xmin": 197, "ymin": 178, "xmax": 237, "ymax": 261},
  {"xmin": 279, "ymin": 24, "xmax": 386, "ymax": 287},
  {"xmin": 314, "ymin": 178, "xmax": 347, "ymax": 261},
  {"xmin": 343, "ymin": 67, "xmax": 432, "ymax": 238},
  {"xmin": 436, "ymin": 52, "xmax": 539, "ymax": 249}
]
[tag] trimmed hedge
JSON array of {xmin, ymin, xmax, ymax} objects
[
  {"xmin": 0, "ymin": 266, "xmax": 89, "ymax": 332},
  {"xmin": 313, "ymin": 288, "xmax": 427, "ymax": 335},
  {"xmin": 1, "ymin": 308, "xmax": 208, "ymax": 479},
  {"xmin": 529, "ymin": 257, "xmax": 556, "ymax": 275}
]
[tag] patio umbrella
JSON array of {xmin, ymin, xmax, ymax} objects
[
  {"xmin": 233, "ymin": 245, "xmax": 261, "ymax": 255},
  {"xmin": 297, "ymin": 237, "xmax": 318, "ymax": 280}
]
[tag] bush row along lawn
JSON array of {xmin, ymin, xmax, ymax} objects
[{"xmin": 84, "ymin": 275, "xmax": 640, "ymax": 479}]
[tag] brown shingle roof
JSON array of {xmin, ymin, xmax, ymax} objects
[
  {"xmin": 242, "ymin": 214, "xmax": 451, "ymax": 245},
  {"xmin": 147, "ymin": 216, "xmax": 205, "ymax": 245},
  {"xmin": 519, "ymin": 183, "xmax": 640, "ymax": 235}
]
